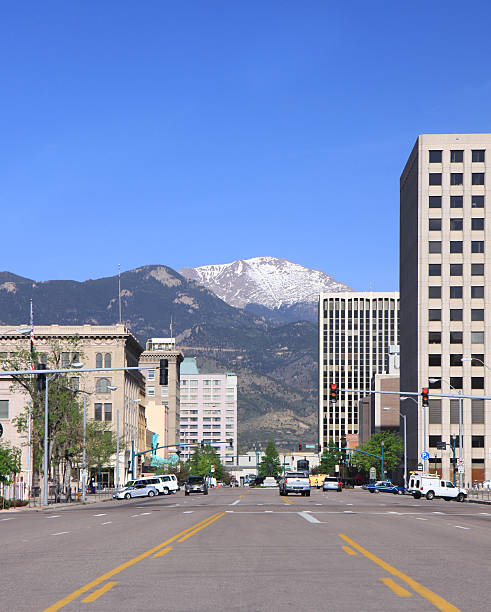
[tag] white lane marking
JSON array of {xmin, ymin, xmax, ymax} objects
[
  {"xmin": 183, "ymin": 511, "xmax": 194, "ymax": 514},
  {"xmin": 346, "ymin": 504, "xmax": 353, "ymax": 506},
  {"xmin": 480, "ymin": 512, "xmax": 491, "ymax": 515},
  {"xmin": 225, "ymin": 510, "xmax": 234, "ymax": 513},
  {"xmin": 51, "ymin": 531, "xmax": 70, "ymax": 536},
  {"xmin": 455, "ymin": 525, "xmax": 470, "ymax": 530},
  {"xmin": 298, "ymin": 511, "xmax": 322, "ymax": 524},
  {"xmin": 102, "ymin": 521, "xmax": 112, "ymax": 525},
  {"xmin": 265, "ymin": 510, "xmax": 273, "ymax": 513},
  {"xmin": 130, "ymin": 514, "xmax": 140, "ymax": 517},
  {"xmin": 257, "ymin": 504, "xmax": 264, "ymax": 506},
  {"xmin": 0, "ymin": 518, "xmax": 15, "ymax": 521},
  {"xmin": 46, "ymin": 515, "xmax": 61, "ymax": 519},
  {"xmin": 315, "ymin": 503, "xmax": 322, "ymax": 506},
  {"xmin": 140, "ymin": 512, "xmax": 152, "ymax": 516},
  {"xmin": 388, "ymin": 511, "xmax": 401, "ymax": 515},
  {"xmin": 344, "ymin": 511, "xmax": 353, "ymax": 514},
  {"xmin": 415, "ymin": 517, "xmax": 427, "ymax": 521},
  {"xmin": 230, "ymin": 499, "xmax": 241, "ymax": 506},
  {"xmin": 432, "ymin": 512, "xmax": 444, "ymax": 514},
  {"xmin": 93, "ymin": 513, "xmax": 107, "ymax": 517}
]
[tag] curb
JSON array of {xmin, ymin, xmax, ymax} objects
[{"xmin": 468, "ymin": 498, "xmax": 491, "ymax": 505}]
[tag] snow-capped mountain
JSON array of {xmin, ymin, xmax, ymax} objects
[{"xmin": 179, "ymin": 256, "xmax": 351, "ymax": 312}]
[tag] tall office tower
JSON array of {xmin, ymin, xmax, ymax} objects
[
  {"xmin": 401, "ymin": 134, "xmax": 491, "ymax": 483},
  {"xmin": 319, "ymin": 292, "xmax": 399, "ymax": 447}
]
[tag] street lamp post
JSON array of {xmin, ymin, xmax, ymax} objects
[{"xmin": 82, "ymin": 394, "xmax": 87, "ymax": 502}]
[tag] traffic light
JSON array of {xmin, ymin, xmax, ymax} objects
[
  {"xmin": 340, "ymin": 437, "xmax": 347, "ymax": 449},
  {"xmin": 176, "ymin": 449, "xmax": 182, "ymax": 457},
  {"xmin": 317, "ymin": 444, "xmax": 321, "ymax": 453},
  {"xmin": 421, "ymin": 387, "xmax": 429, "ymax": 407},
  {"xmin": 200, "ymin": 439, "xmax": 205, "ymax": 449},
  {"xmin": 330, "ymin": 383, "xmax": 338, "ymax": 403},
  {"xmin": 159, "ymin": 359, "xmax": 169, "ymax": 386},
  {"xmin": 228, "ymin": 438, "xmax": 233, "ymax": 448},
  {"xmin": 36, "ymin": 363, "xmax": 47, "ymax": 391},
  {"xmin": 298, "ymin": 443, "xmax": 302, "ymax": 451}
]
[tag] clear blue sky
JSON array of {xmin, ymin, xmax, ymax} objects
[{"xmin": 1, "ymin": 1, "xmax": 490, "ymax": 290}]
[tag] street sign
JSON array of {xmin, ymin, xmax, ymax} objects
[
  {"xmin": 458, "ymin": 466, "xmax": 465, "ymax": 474},
  {"xmin": 420, "ymin": 451, "xmax": 430, "ymax": 460},
  {"xmin": 436, "ymin": 441, "xmax": 446, "ymax": 450},
  {"xmin": 369, "ymin": 467, "xmax": 376, "ymax": 480},
  {"xmin": 457, "ymin": 458, "xmax": 464, "ymax": 466},
  {"xmin": 305, "ymin": 444, "xmax": 315, "ymax": 448},
  {"xmin": 210, "ymin": 465, "xmax": 215, "ymax": 473}
]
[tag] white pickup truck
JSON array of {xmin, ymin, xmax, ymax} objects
[{"xmin": 279, "ymin": 472, "xmax": 311, "ymax": 497}]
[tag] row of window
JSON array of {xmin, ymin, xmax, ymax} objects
[
  {"xmin": 429, "ymin": 286, "xmax": 484, "ymax": 299},
  {"xmin": 426, "ymin": 399, "xmax": 485, "ymax": 424},
  {"xmin": 429, "ymin": 309, "xmax": 484, "ymax": 321},
  {"xmin": 429, "ymin": 216, "xmax": 484, "ymax": 231},
  {"xmin": 429, "ymin": 173, "xmax": 485, "ymax": 186},
  {"xmin": 429, "ymin": 331, "xmax": 484, "ymax": 344},
  {"xmin": 429, "ymin": 240, "xmax": 484, "ymax": 254},
  {"xmin": 429, "ymin": 150, "xmax": 485, "ymax": 163},
  {"xmin": 95, "ymin": 353, "xmax": 111, "ymax": 368},
  {"xmin": 428, "ymin": 263, "xmax": 484, "ymax": 276},
  {"xmin": 429, "ymin": 354, "xmax": 483, "ymax": 366},
  {"xmin": 428, "ymin": 377, "xmax": 484, "ymax": 389},
  {"xmin": 94, "ymin": 403, "xmax": 113, "ymax": 421},
  {"xmin": 429, "ymin": 195, "xmax": 485, "ymax": 209},
  {"xmin": 429, "ymin": 436, "xmax": 486, "ymax": 447}
]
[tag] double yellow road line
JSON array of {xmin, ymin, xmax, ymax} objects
[{"xmin": 43, "ymin": 512, "xmax": 225, "ymax": 611}]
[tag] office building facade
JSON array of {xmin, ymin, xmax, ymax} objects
[
  {"xmin": 400, "ymin": 133, "xmax": 491, "ymax": 483},
  {"xmin": 319, "ymin": 292, "xmax": 399, "ymax": 447}
]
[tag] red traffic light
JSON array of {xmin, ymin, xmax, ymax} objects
[
  {"xmin": 329, "ymin": 383, "xmax": 339, "ymax": 403},
  {"xmin": 421, "ymin": 387, "xmax": 429, "ymax": 407}
]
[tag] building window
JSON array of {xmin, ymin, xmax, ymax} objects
[
  {"xmin": 428, "ymin": 241, "xmax": 441, "ymax": 254},
  {"xmin": 450, "ymin": 264, "xmax": 463, "ymax": 276},
  {"xmin": 95, "ymin": 403, "xmax": 102, "ymax": 421},
  {"xmin": 429, "ymin": 354, "xmax": 441, "ymax": 366},
  {"xmin": 471, "ymin": 309, "xmax": 484, "ymax": 321},
  {"xmin": 450, "ymin": 309, "xmax": 462, "ymax": 321},
  {"xmin": 450, "ymin": 377, "xmax": 463, "ymax": 389},
  {"xmin": 104, "ymin": 403, "xmax": 112, "ymax": 421},
  {"xmin": 148, "ymin": 386, "xmax": 155, "ymax": 396},
  {"xmin": 96, "ymin": 353, "xmax": 103, "ymax": 369},
  {"xmin": 450, "ymin": 218, "xmax": 463, "ymax": 231},
  {"xmin": 428, "ymin": 400, "xmax": 442, "ymax": 424},
  {"xmin": 429, "ymin": 196, "xmax": 442, "ymax": 208},
  {"xmin": 472, "ymin": 173, "xmax": 485, "ymax": 185},
  {"xmin": 450, "ymin": 286, "xmax": 462, "ymax": 299},
  {"xmin": 450, "ymin": 150, "xmax": 463, "ymax": 163},
  {"xmin": 450, "ymin": 241, "xmax": 463, "ymax": 253},
  {"xmin": 472, "ymin": 241, "xmax": 485, "ymax": 253},
  {"xmin": 70, "ymin": 377, "xmax": 80, "ymax": 391},
  {"xmin": 472, "ymin": 150, "xmax": 485, "ymax": 162},
  {"xmin": 471, "ymin": 331, "xmax": 484, "ymax": 344},
  {"xmin": 429, "ymin": 264, "xmax": 441, "ymax": 276},
  {"xmin": 429, "ymin": 218, "xmax": 442, "ymax": 231},
  {"xmin": 450, "ymin": 331, "xmax": 463, "ymax": 344},
  {"xmin": 450, "ymin": 354, "xmax": 462, "ymax": 366},
  {"xmin": 472, "ymin": 195, "xmax": 484, "ymax": 208},
  {"xmin": 450, "ymin": 400, "xmax": 460, "ymax": 424},
  {"xmin": 104, "ymin": 353, "xmax": 111, "ymax": 368},
  {"xmin": 471, "ymin": 286, "xmax": 484, "ymax": 298},
  {"xmin": 429, "ymin": 286, "xmax": 441, "ymax": 298},
  {"xmin": 429, "ymin": 150, "xmax": 442, "ymax": 163},
  {"xmin": 0, "ymin": 400, "xmax": 8, "ymax": 419},
  {"xmin": 95, "ymin": 378, "xmax": 110, "ymax": 394},
  {"xmin": 472, "ymin": 435, "xmax": 485, "ymax": 448},
  {"xmin": 429, "ymin": 309, "xmax": 441, "ymax": 321},
  {"xmin": 148, "ymin": 369, "xmax": 155, "ymax": 381},
  {"xmin": 429, "ymin": 435, "xmax": 442, "ymax": 447},
  {"xmin": 471, "ymin": 377, "xmax": 485, "ymax": 389},
  {"xmin": 450, "ymin": 173, "xmax": 463, "ymax": 185},
  {"xmin": 429, "ymin": 332, "xmax": 441, "ymax": 344},
  {"xmin": 472, "ymin": 218, "xmax": 484, "ymax": 230},
  {"xmin": 472, "ymin": 399, "xmax": 485, "ymax": 424},
  {"xmin": 429, "ymin": 173, "xmax": 442, "ymax": 185},
  {"xmin": 471, "ymin": 263, "xmax": 484, "ymax": 276},
  {"xmin": 450, "ymin": 195, "xmax": 463, "ymax": 208},
  {"xmin": 62, "ymin": 352, "xmax": 70, "ymax": 367}
]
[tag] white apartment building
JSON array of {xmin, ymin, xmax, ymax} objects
[
  {"xmin": 401, "ymin": 133, "xmax": 491, "ymax": 483},
  {"xmin": 179, "ymin": 358, "xmax": 237, "ymax": 466},
  {"xmin": 319, "ymin": 292, "xmax": 399, "ymax": 447}
]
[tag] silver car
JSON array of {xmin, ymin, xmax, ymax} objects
[{"xmin": 113, "ymin": 483, "xmax": 158, "ymax": 500}]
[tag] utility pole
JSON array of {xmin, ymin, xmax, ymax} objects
[{"xmin": 82, "ymin": 394, "xmax": 87, "ymax": 502}]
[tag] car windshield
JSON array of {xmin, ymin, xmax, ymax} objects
[
  {"xmin": 125, "ymin": 481, "xmax": 135, "ymax": 487},
  {"xmin": 188, "ymin": 476, "xmax": 204, "ymax": 484},
  {"xmin": 324, "ymin": 477, "xmax": 337, "ymax": 482}
]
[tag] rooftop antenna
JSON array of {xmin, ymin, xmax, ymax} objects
[
  {"xmin": 170, "ymin": 314, "xmax": 173, "ymax": 338},
  {"xmin": 118, "ymin": 264, "xmax": 122, "ymax": 324},
  {"xmin": 369, "ymin": 280, "xmax": 373, "ymax": 292},
  {"xmin": 29, "ymin": 298, "xmax": 34, "ymax": 369}
]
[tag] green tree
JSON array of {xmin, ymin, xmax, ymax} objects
[
  {"xmin": 0, "ymin": 442, "xmax": 21, "ymax": 485},
  {"xmin": 187, "ymin": 444, "xmax": 227, "ymax": 480},
  {"xmin": 318, "ymin": 440, "xmax": 342, "ymax": 475},
  {"xmin": 352, "ymin": 431, "xmax": 403, "ymax": 477},
  {"xmin": 84, "ymin": 422, "xmax": 121, "ymax": 482},
  {"xmin": 258, "ymin": 440, "xmax": 281, "ymax": 477}
]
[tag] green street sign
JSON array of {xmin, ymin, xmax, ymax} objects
[{"xmin": 305, "ymin": 444, "xmax": 315, "ymax": 448}]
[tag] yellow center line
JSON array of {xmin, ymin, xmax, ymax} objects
[
  {"xmin": 339, "ymin": 534, "xmax": 460, "ymax": 612},
  {"xmin": 177, "ymin": 512, "xmax": 225, "ymax": 542},
  {"xmin": 42, "ymin": 512, "xmax": 223, "ymax": 612},
  {"xmin": 283, "ymin": 498, "xmax": 294, "ymax": 505},
  {"xmin": 342, "ymin": 545, "xmax": 357, "ymax": 556},
  {"xmin": 152, "ymin": 546, "xmax": 173, "ymax": 559},
  {"xmin": 380, "ymin": 577, "xmax": 412, "ymax": 598},
  {"xmin": 81, "ymin": 582, "xmax": 118, "ymax": 603}
]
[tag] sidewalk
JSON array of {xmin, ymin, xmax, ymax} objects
[{"xmin": 0, "ymin": 492, "xmax": 116, "ymax": 513}]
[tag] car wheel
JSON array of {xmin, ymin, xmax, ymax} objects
[
  {"xmin": 163, "ymin": 487, "xmax": 169, "ymax": 495},
  {"xmin": 284, "ymin": 492, "xmax": 288, "ymax": 496},
  {"xmin": 426, "ymin": 490, "xmax": 435, "ymax": 500},
  {"xmin": 398, "ymin": 490, "xmax": 403, "ymax": 495},
  {"xmin": 413, "ymin": 492, "xmax": 421, "ymax": 499},
  {"xmin": 204, "ymin": 490, "xmax": 208, "ymax": 495},
  {"xmin": 185, "ymin": 491, "xmax": 189, "ymax": 496},
  {"xmin": 306, "ymin": 491, "xmax": 310, "ymax": 497},
  {"xmin": 369, "ymin": 489, "xmax": 374, "ymax": 493},
  {"xmin": 148, "ymin": 490, "xmax": 155, "ymax": 497},
  {"xmin": 125, "ymin": 493, "xmax": 131, "ymax": 500},
  {"xmin": 456, "ymin": 492, "xmax": 465, "ymax": 502}
]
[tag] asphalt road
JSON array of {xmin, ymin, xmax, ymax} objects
[{"xmin": 1, "ymin": 487, "xmax": 489, "ymax": 611}]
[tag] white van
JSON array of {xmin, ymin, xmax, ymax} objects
[
  {"xmin": 126, "ymin": 475, "xmax": 179, "ymax": 495},
  {"xmin": 407, "ymin": 472, "xmax": 466, "ymax": 502}
]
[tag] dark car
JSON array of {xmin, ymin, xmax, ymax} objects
[
  {"xmin": 366, "ymin": 480, "xmax": 405, "ymax": 495},
  {"xmin": 185, "ymin": 475, "xmax": 208, "ymax": 495}
]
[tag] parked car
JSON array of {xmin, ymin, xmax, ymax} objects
[
  {"xmin": 113, "ymin": 483, "xmax": 159, "ymax": 500},
  {"xmin": 322, "ymin": 476, "xmax": 342, "ymax": 492},
  {"xmin": 407, "ymin": 473, "xmax": 466, "ymax": 502},
  {"xmin": 185, "ymin": 475, "xmax": 208, "ymax": 495},
  {"xmin": 366, "ymin": 480, "xmax": 406, "ymax": 495},
  {"xmin": 125, "ymin": 475, "xmax": 179, "ymax": 495}
]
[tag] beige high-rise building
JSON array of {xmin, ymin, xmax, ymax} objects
[
  {"xmin": 319, "ymin": 292, "xmax": 399, "ymax": 447},
  {"xmin": 0, "ymin": 324, "xmax": 145, "ymax": 487},
  {"xmin": 400, "ymin": 133, "xmax": 491, "ymax": 483},
  {"xmin": 138, "ymin": 338, "xmax": 183, "ymax": 461}
]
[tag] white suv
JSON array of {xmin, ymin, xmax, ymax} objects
[
  {"xmin": 126, "ymin": 475, "xmax": 179, "ymax": 495},
  {"xmin": 408, "ymin": 473, "xmax": 466, "ymax": 502}
]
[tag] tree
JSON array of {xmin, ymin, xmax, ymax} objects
[
  {"xmin": 186, "ymin": 445, "xmax": 228, "ymax": 480},
  {"xmin": 84, "ymin": 422, "xmax": 121, "ymax": 483},
  {"xmin": 352, "ymin": 431, "xmax": 403, "ymax": 477},
  {"xmin": 318, "ymin": 440, "xmax": 342, "ymax": 475},
  {"xmin": 258, "ymin": 440, "xmax": 281, "ymax": 477},
  {"xmin": 0, "ymin": 442, "xmax": 21, "ymax": 485}
]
